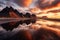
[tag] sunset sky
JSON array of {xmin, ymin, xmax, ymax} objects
[
  {"xmin": 0, "ymin": 0, "xmax": 60, "ymax": 10},
  {"xmin": 0, "ymin": 0, "xmax": 37, "ymax": 9}
]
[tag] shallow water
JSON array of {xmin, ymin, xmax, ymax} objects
[{"xmin": 0, "ymin": 18, "xmax": 60, "ymax": 40}]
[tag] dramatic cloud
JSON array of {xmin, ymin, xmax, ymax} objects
[
  {"xmin": 37, "ymin": 0, "xmax": 60, "ymax": 10},
  {"xmin": 0, "ymin": 0, "xmax": 33, "ymax": 8},
  {"xmin": 14, "ymin": 0, "xmax": 33, "ymax": 7}
]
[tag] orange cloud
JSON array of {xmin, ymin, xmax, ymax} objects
[
  {"xmin": 37, "ymin": 0, "xmax": 60, "ymax": 10},
  {"xmin": 19, "ymin": 0, "xmax": 32, "ymax": 7}
]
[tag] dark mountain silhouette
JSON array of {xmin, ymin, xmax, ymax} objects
[
  {"xmin": 0, "ymin": 6, "xmax": 36, "ymax": 31},
  {"xmin": 24, "ymin": 13, "xmax": 31, "ymax": 18},
  {"xmin": 0, "ymin": 7, "xmax": 10, "ymax": 17},
  {"xmin": 0, "ymin": 6, "xmax": 23, "ymax": 31}
]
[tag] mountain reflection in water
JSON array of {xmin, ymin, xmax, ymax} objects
[
  {"xmin": 0, "ymin": 6, "xmax": 60, "ymax": 40},
  {"xmin": 0, "ymin": 18, "xmax": 60, "ymax": 40}
]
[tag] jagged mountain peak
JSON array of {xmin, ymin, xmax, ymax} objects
[
  {"xmin": 0, "ymin": 6, "xmax": 36, "ymax": 31},
  {"xmin": 0, "ymin": 6, "xmax": 19, "ymax": 17}
]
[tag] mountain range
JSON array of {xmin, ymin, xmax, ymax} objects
[{"xmin": 0, "ymin": 6, "xmax": 36, "ymax": 31}]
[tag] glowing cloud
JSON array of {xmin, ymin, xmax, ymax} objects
[{"xmin": 18, "ymin": 0, "xmax": 32, "ymax": 7}]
